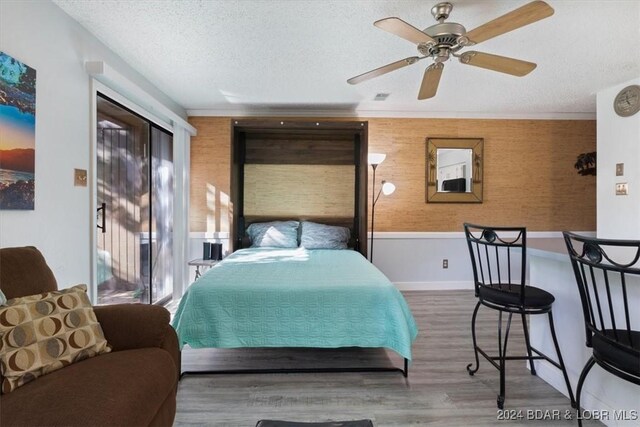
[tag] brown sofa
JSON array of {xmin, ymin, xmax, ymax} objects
[{"xmin": 0, "ymin": 246, "xmax": 181, "ymax": 426}]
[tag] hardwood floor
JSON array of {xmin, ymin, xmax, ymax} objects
[{"xmin": 174, "ymin": 290, "xmax": 599, "ymax": 426}]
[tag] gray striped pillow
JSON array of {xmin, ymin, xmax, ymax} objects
[
  {"xmin": 247, "ymin": 221, "xmax": 299, "ymax": 248},
  {"xmin": 300, "ymin": 221, "xmax": 351, "ymax": 249}
]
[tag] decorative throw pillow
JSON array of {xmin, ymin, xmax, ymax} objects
[
  {"xmin": 0, "ymin": 285, "xmax": 111, "ymax": 393},
  {"xmin": 247, "ymin": 221, "xmax": 299, "ymax": 248},
  {"xmin": 0, "ymin": 290, "xmax": 6, "ymax": 306},
  {"xmin": 300, "ymin": 221, "xmax": 351, "ymax": 249}
]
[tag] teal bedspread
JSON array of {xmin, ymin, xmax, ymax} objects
[{"xmin": 172, "ymin": 248, "xmax": 418, "ymax": 359}]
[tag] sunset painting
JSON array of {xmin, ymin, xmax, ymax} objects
[{"xmin": 0, "ymin": 51, "xmax": 36, "ymax": 210}]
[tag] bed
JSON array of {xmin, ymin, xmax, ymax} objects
[
  {"xmin": 176, "ymin": 120, "xmax": 416, "ymax": 376},
  {"xmin": 172, "ymin": 247, "xmax": 418, "ymax": 374}
]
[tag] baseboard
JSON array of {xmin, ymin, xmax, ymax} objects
[
  {"xmin": 531, "ymin": 360, "xmax": 575, "ymax": 402},
  {"xmin": 394, "ymin": 281, "xmax": 474, "ymax": 291}
]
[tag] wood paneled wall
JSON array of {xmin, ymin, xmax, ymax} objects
[
  {"xmin": 189, "ymin": 117, "xmax": 232, "ymax": 233},
  {"xmin": 189, "ymin": 117, "xmax": 596, "ymax": 232},
  {"xmin": 244, "ymin": 164, "xmax": 355, "ymax": 217}
]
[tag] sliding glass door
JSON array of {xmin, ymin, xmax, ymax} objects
[{"xmin": 96, "ymin": 94, "xmax": 173, "ymax": 305}]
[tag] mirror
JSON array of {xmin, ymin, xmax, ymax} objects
[{"xmin": 426, "ymin": 137, "xmax": 483, "ymax": 203}]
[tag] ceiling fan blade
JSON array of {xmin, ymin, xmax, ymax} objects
[
  {"xmin": 465, "ymin": 1, "xmax": 554, "ymax": 45},
  {"xmin": 347, "ymin": 56, "xmax": 420, "ymax": 85},
  {"xmin": 374, "ymin": 17, "xmax": 436, "ymax": 45},
  {"xmin": 418, "ymin": 63, "xmax": 444, "ymax": 100},
  {"xmin": 459, "ymin": 51, "xmax": 536, "ymax": 76}
]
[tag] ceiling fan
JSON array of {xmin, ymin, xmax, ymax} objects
[{"xmin": 347, "ymin": 1, "xmax": 554, "ymax": 100}]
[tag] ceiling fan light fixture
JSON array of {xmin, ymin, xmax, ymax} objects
[{"xmin": 434, "ymin": 49, "xmax": 450, "ymax": 63}]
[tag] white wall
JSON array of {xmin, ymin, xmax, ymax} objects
[
  {"xmin": 0, "ymin": 1, "xmax": 186, "ymax": 291},
  {"xmin": 373, "ymin": 233, "xmax": 473, "ymax": 289},
  {"xmin": 597, "ymin": 77, "xmax": 640, "ymax": 239},
  {"xmin": 372, "ymin": 232, "xmax": 592, "ymax": 289}
]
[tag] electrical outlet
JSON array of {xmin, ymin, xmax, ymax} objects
[
  {"xmin": 443, "ymin": 259, "xmax": 448, "ymax": 269},
  {"xmin": 615, "ymin": 182, "xmax": 628, "ymax": 195},
  {"xmin": 616, "ymin": 163, "xmax": 624, "ymax": 176}
]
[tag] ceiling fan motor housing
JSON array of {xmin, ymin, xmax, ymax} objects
[{"xmin": 419, "ymin": 22, "xmax": 467, "ymax": 57}]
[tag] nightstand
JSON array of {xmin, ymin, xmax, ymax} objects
[{"xmin": 188, "ymin": 258, "xmax": 220, "ymax": 280}]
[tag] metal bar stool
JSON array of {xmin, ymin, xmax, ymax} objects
[
  {"xmin": 563, "ymin": 232, "xmax": 640, "ymax": 427},
  {"xmin": 463, "ymin": 223, "xmax": 576, "ymax": 409}
]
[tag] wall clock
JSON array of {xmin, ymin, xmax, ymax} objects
[{"xmin": 613, "ymin": 85, "xmax": 640, "ymax": 117}]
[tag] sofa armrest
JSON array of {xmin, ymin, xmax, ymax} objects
[{"xmin": 94, "ymin": 304, "xmax": 181, "ymax": 377}]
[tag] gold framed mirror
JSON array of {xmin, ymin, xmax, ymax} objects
[{"xmin": 426, "ymin": 137, "xmax": 483, "ymax": 203}]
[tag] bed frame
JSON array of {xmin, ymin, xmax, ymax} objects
[
  {"xmin": 181, "ymin": 358, "xmax": 408, "ymax": 378},
  {"xmin": 181, "ymin": 119, "xmax": 410, "ymax": 379},
  {"xmin": 230, "ymin": 119, "xmax": 369, "ymax": 257}
]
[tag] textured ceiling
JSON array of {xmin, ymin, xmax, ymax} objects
[{"xmin": 54, "ymin": 0, "xmax": 640, "ymax": 117}]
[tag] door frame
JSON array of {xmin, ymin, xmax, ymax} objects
[{"xmin": 90, "ymin": 80, "xmax": 174, "ymax": 305}]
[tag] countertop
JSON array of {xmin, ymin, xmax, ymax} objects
[{"xmin": 527, "ymin": 237, "xmax": 570, "ymax": 262}]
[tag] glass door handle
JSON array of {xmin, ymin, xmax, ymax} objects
[{"xmin": 97, "ymin": 202, "xmax": 106, "ymax": 233}]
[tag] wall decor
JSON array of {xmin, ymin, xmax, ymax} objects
[
  {"xmin": 613, "ymin": 84, "xmax": 640, "ymax": 117},
  {"xmin": 426, "ymin": 137, "xmax": 483, "ymax": 203},
  {"xmin": 0, "ymin": 51, "xmax": 36, "ymax": 210},
  {"xmin": 574, "ymin": 151, "xmax": 596, "ymax": 176}
]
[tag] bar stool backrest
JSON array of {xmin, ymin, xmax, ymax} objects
[
  {"xmin": 563, "ymin": 232, "xmax": 640, "ymax": 351},
  {"xmin": 463, "ymin": 223, "xmax": 527, "ymax": 306}
]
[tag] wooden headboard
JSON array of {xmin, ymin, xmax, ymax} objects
[{"xmin": 231, "ymin": 120, "xmax": 369, "ymax": 256}]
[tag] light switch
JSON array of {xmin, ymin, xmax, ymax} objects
[
  {"xmin": 616, "ymin": 163, "xmax": 624, "ymax": 176},
  {"xmin": 74, "ymin": 169, "xmax": 87, "ymax": 187},
  {"xmin": 615, "ymin": 182, "xmax": 628, "ymax": 196}
]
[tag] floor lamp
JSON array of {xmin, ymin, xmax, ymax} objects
[{"xmin": 368, "ymin": 153, "xmax": 396, "ymax": 262}]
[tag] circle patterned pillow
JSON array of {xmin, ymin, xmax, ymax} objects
[{"xmin": 0, "ymin": 284, "xmax": 111, "ymax": 393}]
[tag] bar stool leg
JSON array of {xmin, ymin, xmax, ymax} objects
[
  {"xmin": 548, "ymin": 310, "xmax": 576, "ymax": 408},
  {"xmin": 576, "ymin": 357, "xmax": 596, "ymax": 427},
  {"xmin": 466, "ymin": 301, "xmax": 481, "ymax": 375},
  {"xmin": 497, "ymin": 312, "xmax": 513, "ymax": 409},
  {"xmin": 521, "ymin": 312, "xmax": 536, "ymax": 375}
]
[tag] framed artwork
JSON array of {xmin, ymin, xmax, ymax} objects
[
  {"xmin": 426, "ymin": 137, "xmax": 483, "ymax": 203},
  {"xmin": 0, "ymin": 51, "xmax": 36, "ymax": 210}
]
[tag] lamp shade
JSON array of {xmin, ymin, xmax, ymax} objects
[
  {"xmin": 368, "ymin": 153, "xmax": 386, "ymax": 165},
  {"xmin": 381, "ymin": 181, "xmax": 396, "ymax": 196}
]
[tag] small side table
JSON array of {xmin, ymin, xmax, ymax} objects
[{"xmin": 188, "ymin": 259, "xmax": 220, "ymax": 280}]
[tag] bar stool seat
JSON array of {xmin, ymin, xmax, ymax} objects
[
  {"xmin": 592, "ymin": 330, "xmax": 640, "ymax": 377},
  {"xmin": 479, "ymin": 284, "xmax": 555, "ymax": 309}
]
